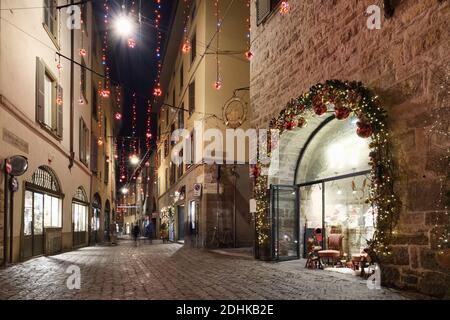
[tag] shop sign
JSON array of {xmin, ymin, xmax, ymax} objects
[{"xmin": 193, "ymin": 183, "xmax": 202, "ymax": 197}]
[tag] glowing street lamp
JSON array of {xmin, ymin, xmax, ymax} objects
[
  {"xmin": 121, "ymin": 187, "xmax": 129, "ymax": 195},
  {"xmin": 129, "ymin": 154, "xmax": 140, "ymax": 166},
  {"xmin": 114, "ymin": 15, "xmax": 134, "ymax": 37}
]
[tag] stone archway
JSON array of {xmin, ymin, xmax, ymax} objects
[{"xmin": 254, "ymin": 80, "xmax": 400, "ymax": 262}]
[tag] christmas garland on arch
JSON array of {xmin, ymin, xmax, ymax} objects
[{"xmin": 253, "ymin": 80, "xmax": 401, "ymax": 261}]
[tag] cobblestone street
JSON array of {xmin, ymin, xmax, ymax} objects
[{"xmin": 0, "ymin": 240, "xmax": 417, "ymax": 300}]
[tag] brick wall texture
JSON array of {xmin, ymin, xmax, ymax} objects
[{"xmin": 250, "ymin": 0, "xmax": 450, "ymax": 297}]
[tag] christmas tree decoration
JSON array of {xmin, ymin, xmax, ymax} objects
[
  {"xmin": 79, "ymin": 48, "xmax": 87, "ymax": 57},
  {"xmin": 254, "ymin": 80, "xmax": 399, "ymax": 262}
]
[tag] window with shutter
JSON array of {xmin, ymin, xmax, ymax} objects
[
  {"xmin": 191, "ymin": 33, "xmax": 197, "ymax": 64},
  {"xmin": 257, "ymin": 0, "xmax": 271, "ymax": 25},
  {"xmin": 189, "ymin": 81, "xmax": 195, "ymax": 117},
  {"xmin": 91, "ymin": 135, "xmax": 98, "ymax": 173},
  {"xmin": 43, "ymin": 0, "xmax": 57, "ymax": 38},
  {"xmin": 79, "ymin": 118, "xmax": 89, "ymax": 166},
  {"xmin": 36, "ymin": 58, "xmax": 45, "ymax": 123}
]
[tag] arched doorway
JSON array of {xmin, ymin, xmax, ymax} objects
[
  {"xmin": 23, "ymin": 166, "xmax": 63, "ymax": 260},
  {"xmin": 104, "ymin": 200, "xmax": 111, "ymax": 242},
  {"xmin": 90, "ymin": 193, "xmax": 101, "ymax": 245},
  {"xmin": 72, "ymin": 187, "xmax": 89, "ymax": 247},
  {"xmin": 254, "ymin": 80, "xmax": 399, "ymax": 262}
]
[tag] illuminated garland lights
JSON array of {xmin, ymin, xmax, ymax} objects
[
  {"xmin": 254, "ymin": 80, "xmax": 400, "ymax": 262},
  {"xmin": 146, "ymin": 99, "xmax": 153, "ymax": 150},
  {"xmin": 152, "ymin": 0, "xmax": 163, "ymax": 97},
  {"xmin": 427, "ymin": 66, "xmax": 450, "ymax": 258}
]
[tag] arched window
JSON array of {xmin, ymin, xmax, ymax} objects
[
  {"xmin": 296, "ymin": 117, "xmax": 375, "ymax": 257},
  {"xmin": 23, "ymin": 166, "xmax": 63, "ymax": 259},
  {"xmin": 72, "ymin": 187, "xmax": 89, "ymax": 246}
]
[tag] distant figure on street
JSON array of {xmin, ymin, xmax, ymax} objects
[
  {"xmin": 145, "ymin": 221, "xmax": 154, "ymax": 244},
  {"xmin": 160, "ymin": 223, "xmax": 168, "ymax": 244},
  {"xmin": 132, "ymin": 224, "xmax": 140, "ymax": 246}
]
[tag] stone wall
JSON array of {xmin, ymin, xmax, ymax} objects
[{"xmin": 250, "ymin": 0, "xmax": 450, "ymax": 297}]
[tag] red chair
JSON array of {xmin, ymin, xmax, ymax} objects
[{"xmin": 318, "ymin": 234, "xmax": 344, "ymax": 267}]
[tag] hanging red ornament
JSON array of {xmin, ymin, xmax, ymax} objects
[
  {"xmin": 79, "ymin": 49, "xmax": 87, "ymax": 57},
  {"xmin": 146, "ymin": 132, "xmax": 152, "ymax": 139},
  {"xmin": 334, "ymin": 106, "xmax": 351, "ymax": 120},
  {"xmin": 279, "ymin": 1, "xmax": 290, "ymax": 15},
  {"xmin": 182, "ymin": 39, "xmax": 191, "ymax": 54},
  {"xmin": 97, "ymin": 137, "xmax": 104, "ymax": 146},
  {"xmin": 115, "ymin": 112, "xmax": 122, "ymax": 121},
  {"xmin": 284, "ymin": 119, "xmax": 297, "ymax": 130},
  {"xmin": 128, "ymin": 38, "xmax": 137, "ymax": 48},
  {"xmin": 100, "ymin": 89, "xmax": 110, "ymax": 98},
  {"xmin": 57, "ymin": 63, "xmax": 63, "ymax": 71},
  {"xmin": 214, "ymin": 80, "xmax": 223, "ymax": 90},
  {"xmin": 313, "ymin": 103, "xmax": 328, "ymax": 116},
  {"xmin": 245, "ymin": 50, "xmax": 254, "ymax": 61},
  {"xmin": 153, "ymin": 86, "xmax": 163, "ymax": 97},
  {"xmin": 250, "ymin": 165, "xmax": 261, "ymax": 178},
  {"xmin": 356, "ymin": 121, "xmax": 374, "ymax": 138}
]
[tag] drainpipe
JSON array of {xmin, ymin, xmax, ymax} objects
[
  {"xmin": 68, "ymin": 0, "xmax": 75, "ymax": 170},
  {"xmin": 3, "ymin": 162, "xmax": 8, "ymax": 266}
]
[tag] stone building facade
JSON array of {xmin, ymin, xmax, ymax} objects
[{"xmin": 250, "ymin": 0, "xmax": 449, "ymax": 297}]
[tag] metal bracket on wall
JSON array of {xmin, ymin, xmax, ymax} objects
[{"xmin": 384, "ymin": 0, "xmax": 396, "ymax": 18}]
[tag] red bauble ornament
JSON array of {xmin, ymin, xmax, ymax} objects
[
  {"xmin": 284, "ymin": 120, "xmax": 296, "ymax": 130},
  {"xmin": 214, "ymin": 80, "xmax": 223, "ymax": 90},
  {"xmin": 251, "ymin": 165, "xmax": 261, "ymax": 178},
  {"xmin": 146, "ymin": 132, "xmax": 152, "ymax": 139},
  {"xmin": 79, "ymin": 49, "xmax": 87, "ymax": 57},
  {"xmin": 57, "ymin": 63, "xmax": 63, "ymax": 71},
  {"xmin": 115, "ymin": 112, "xmax": 122, "ymax": 121},
  {"xmin": 182, "ymin": 40, "xmax": 191, "ymax": 54},
  {"xmin": 356, "ymin": 122, "xmax": 374, "ymax": 138},
  {"xmin": 97, "ymin": 137, "xmax": 104, "ymax": 146},
  {"xmin": 245, "ymin": 51, "xmax": 254, "ymax": 61},
  {"xmin": 296, "ymin": 103, "xmax": 306, "ymax": 113},
  {"xmin": 100, "ymin": 90, "xmax": 110, "ymax": 98},
  {"xmin": 313, "ymin": 103, "xmax": 328, "ymax": 116},
  {"xmin": 334, "ymin": 106, "xmax": 351, "ymax": 120},
  {"xmin": 153, "ymin": 86, "xmax": 163, "ymax": 97}
]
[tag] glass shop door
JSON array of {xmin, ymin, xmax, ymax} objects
[{"xmin": 271, "ymin": 185, "xmax": 299, "ymax": 261}]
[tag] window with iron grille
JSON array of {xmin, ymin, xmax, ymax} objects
[
  {"xmin": 191, "ymin": 32, "xmax": 197, "ymax": 64},
  {"xmin": 178, "ymin": 106, "xmax": 185, "ymax": 129}
]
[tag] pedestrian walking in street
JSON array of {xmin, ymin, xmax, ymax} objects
[
  {"xmin": 132, "ymin": 224, "xmax": 140, "ymax": 247},
  {"xmin": 160, "ymin": 223, "xmax": 168, "ymax": 244},
  {"xmin": 145, "ymin": 221, "xmax": 154, "ymax": 244}
]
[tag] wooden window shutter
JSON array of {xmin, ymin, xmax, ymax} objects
[
  {"xmin": 36, "ymin": 57, "xmax": 45, "ymax": 123},
  {"xmin": 85, "ymin": 126, "xmax": 90, "ymax": 164},
  {"xmin": 56, "ymin": 84, "xmax": 63, "ymax": 138},
  {"xmin": 91, "ymin": 135, "xmax": 98, "ymax": 173},
  {"xmin": 257, "ymin": 0, "xmax": 271, "ymax": 25},
  {"xmin": 79, "ymin": 118, "xmax": 84, "ymax": 162}
]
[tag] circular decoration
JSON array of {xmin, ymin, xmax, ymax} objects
[
  {"xmin": 254, "ymin": 80, "xmax": 399, "ymax": 262},
  {"xmin": 223, "ymin": 96, "xmax": 248, "ymax": 129}
]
